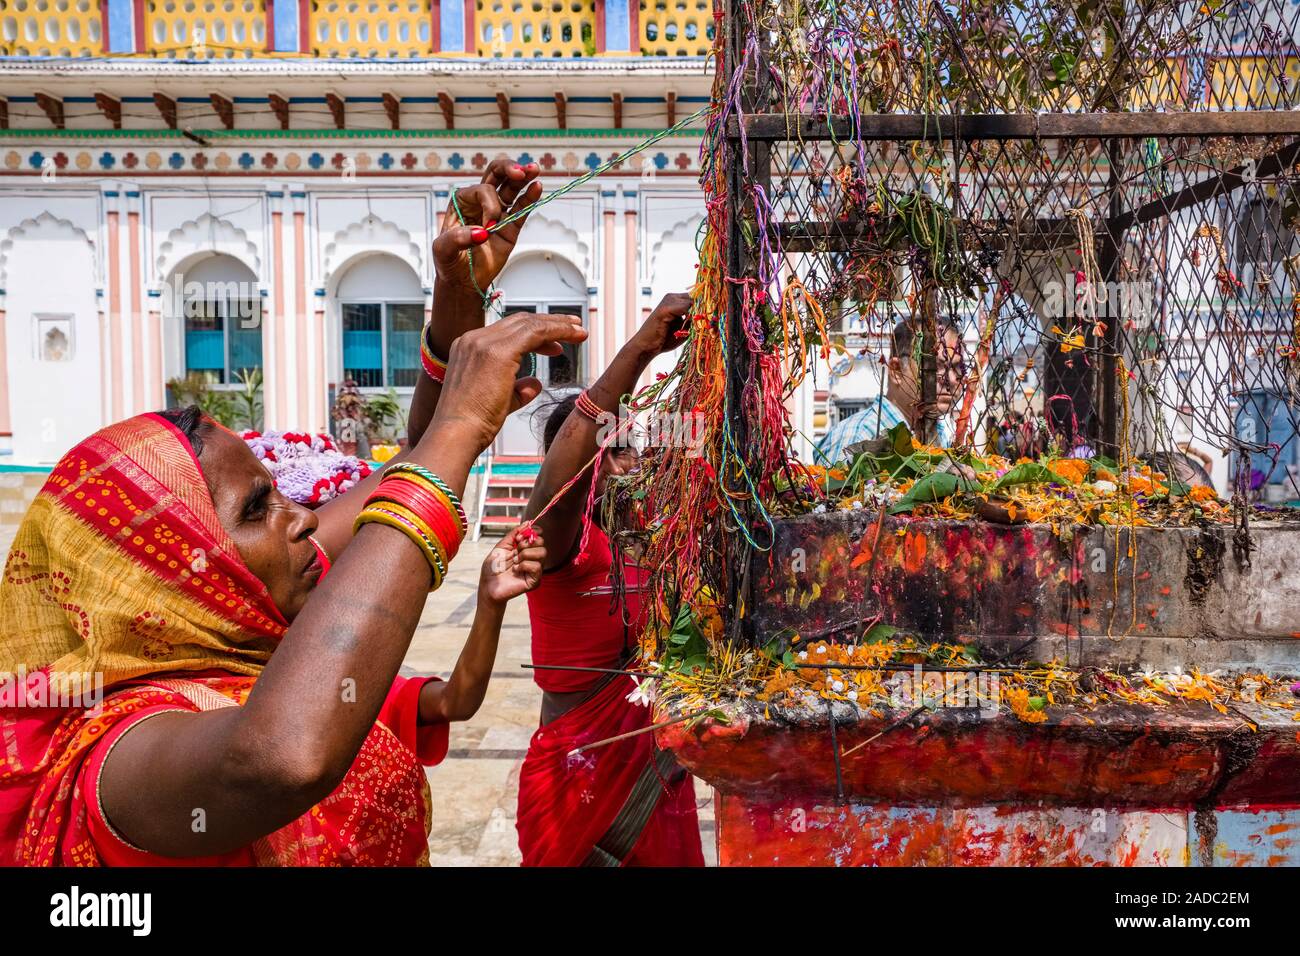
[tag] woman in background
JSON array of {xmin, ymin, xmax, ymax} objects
[{"xmin": 515, "ymin": 294, "xmax": 705, "ymax": 868}]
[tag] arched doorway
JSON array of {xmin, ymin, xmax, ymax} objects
[
  {"xmin": 163, "ymin": 253, "xmax": 263, "ymax": 393},
  {"xmin": 492, "ymin": 252, "xmax": 589, "ymax": 455},
  {"xmin": 332, "ymin": 252, "xmax": 426, "ymax": 391}
]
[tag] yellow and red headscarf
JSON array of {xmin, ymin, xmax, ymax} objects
[{"xmin": 0, "ymin": 413, "xmax": 287, "ymax": 689}]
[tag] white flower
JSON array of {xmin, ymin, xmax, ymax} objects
[
  {"xmin": 847, "ymin": 690, "xmax": 858, "ymax": 701},
  {"xmin": 626, "ymin": 677, "xmax": 657, "ymax": 708},
  {"xmin": 1093, "ymin": 479, "xmax": 1117, "ymax": 494},
  {"xmin": 813, "ymin": 503, "xmax": 828, "ymax": 514},
  {"xmin": 798, "ymin": 650, "xmax": 808, "ymax": 660},
  {"xmin": 831, "ymin": 680, "xmax": 844, "ymax": 692},
  {"xmin": 850, "ymin": 499, "xmax": 864, "ymax": 509}
]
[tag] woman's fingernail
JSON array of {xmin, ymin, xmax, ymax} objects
[
  {"xmin": 470, "ymin": 226, "xmax": 489, "ymax": 244},
  {"xmin": 486, "ymin": 220, "xmax": 498, "ymax": 230},
  {"xmin": 512, "ymin": 164, "xmax": 523, "ymax": 173}
]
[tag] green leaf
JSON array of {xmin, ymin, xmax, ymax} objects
[
  {"xmin": 989, "ymin": 461, "xmax": 1058, "ymax": 492},
  {"xmin": 781, "ymin": 649, "xmax": 797, "ymax": 670},
  {"xmin": 887, "ymin": 421, "xmax": 915, "ymax": 457},
  {"xmin": 863, "ymin": 623, "xmax": 899, "ymax": 644},
  {"xmin": 679, "ymin": 655, "xmax": 709, "ymax": 676},
  {"xmin": 889, "ymin": 471, "xmax": 961, "ymax": 514}
]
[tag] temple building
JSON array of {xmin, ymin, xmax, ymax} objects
[{"xmin": 0, "ymin": 1, "xmax": 726, "ymax": 464}]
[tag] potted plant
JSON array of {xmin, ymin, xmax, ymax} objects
[
  {"xmin": 330, "ymin": 379, "xmax": 367, "ymax": 456},
  {"xmin": 232, "ymin": 367, "xmax": 264, "ymax": 432},
  {"xmin": 364, "ymin": 387, "xmax": 408, "ymax": 462},
  {"xmin": 166, "ymin": 372, "xmax": 238, "ymax": 427}
]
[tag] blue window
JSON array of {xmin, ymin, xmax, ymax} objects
[
  {"xmin": 342, "ymin": 301, "xmax": 423, "ymax": 388},
  {"xmin": 184, "ymin": 296, "xmax": 262, "ymax": 384}
]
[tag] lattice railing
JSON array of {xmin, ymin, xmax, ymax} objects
[{"xmin": 475, "ymin": 0, "xmax": 596, "ymax": 58}]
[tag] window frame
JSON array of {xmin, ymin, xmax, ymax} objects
[
  {"xmin": 339, "ymin": 297, "xmax": 426, "ymax": 393},
  {"xmin": 498, "ymin": 298, "xmax": 587, "ymax": 389},
  {"xmin": 181, "ymin": 293, "xmax": 263, "ymax": 388}
]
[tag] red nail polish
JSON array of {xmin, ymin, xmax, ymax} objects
[
  {"xmin": 470, "ymin": 226, "xmax": 489, "ymax": 244},
  {"xmin": 512, "ymin": 164, "xmax": 523, "ymax": 173},
  {"xmin": 486, "ymin": 220, "xmax": 498, "ymax": 229}
]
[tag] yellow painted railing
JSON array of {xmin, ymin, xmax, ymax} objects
[
  {"xmin": 312, "ymin": 0, "xmax": 432, "ymax": 58},
  {"xmin": 0, "ymin": 0, "xmax": 103, "ymax": 57},
  {"xmin": 476, "ymin": 0, "xmax": 595, "ymax": 58},
  {"xmin": 640, "ymin": 0, "xmax": 713, "ymax": 57},
  {"xmin": 144, "ymin": 0, "xmax": 267, "ymax": 58}
]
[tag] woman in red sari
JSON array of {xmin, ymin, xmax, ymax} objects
[
  {"xmin": 516, "ymin": 294, "xmax": 705, "ymax": 867},
  {"xmin": 0, "ymin": 162, "xmax": 580, "ymax": 866}
]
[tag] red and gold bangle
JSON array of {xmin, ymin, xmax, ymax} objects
[
  {"xmin": 384, "ymin": 471, "xmax": 465, "ymax": 544},
  {"xmin": 353, "ymin": 504, "xmax": 447, "ymax": 590},
  {"xmin": 383, "ymin": 463, "xmax": 468, "ymax": 535},
  {"xmin": 369, "ymin": 478, "xmax": 462, "ymax": 563},
  {"xmin": 369, "ymin": 470, "xmax": 465, "ymax": 559},
  {"xmin": 383, "ymin": 501, "xmax": 452, "ymax": 574},
  {"xmin": 574, "ymin": 389, "xmax": 609, "ymax": 425},
  {"xmin": 420, "ymin": 323, "xmax": 448, "ymax": 384}
]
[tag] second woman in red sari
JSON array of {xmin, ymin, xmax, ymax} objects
[{"xmin": 516, "ymin": 295, "xmax": 704, "ymax": 867}]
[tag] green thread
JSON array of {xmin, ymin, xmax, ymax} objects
[{"xmin": 487, "ymin": 105, "xmax": 712, "ymax": 234}]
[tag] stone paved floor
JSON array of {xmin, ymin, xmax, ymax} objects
[{"xmin": 405, "ymin": 533, "xmax": 717, "ymax": 866}]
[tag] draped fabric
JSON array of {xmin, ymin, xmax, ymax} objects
[
  {"xmin": 519, "ymin": 527, "xmax": 702, "ymax": 866},
  {"xmin": 515, "ymin": 674, "xmax": 704, "ymax": 868},
  {"xmin": 0, "ymin": 414, "xmax": 440, "ymax": 866}
]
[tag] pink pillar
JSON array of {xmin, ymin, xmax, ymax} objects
[
  {"xmin": 294, "ymin": 208, "xmax": 308, "ymax": 429},
  {"xmin": 272, "ymin": 210, "xmax": 287, "ymax": 427},
  {"xmin": 107, "ymin": 210, "xmax": 123, "ymax": 422},
  {"xmin": 603, "ymin": 210, "xmax": 616, "ymax": 369},
  {"xmin": 315, "ymin": 306, "xmax": 327, "ymax": 432},
  {"xmin": 624, "ymin": 207, "xmax": 637, "ymax": 344},
  {"xmin": 128, "ymin": 210, "xmax": 143, "ymax": 414}
]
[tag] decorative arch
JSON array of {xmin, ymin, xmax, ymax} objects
[
  {"xmin": 154, "ymin": 213, "xmax": 261, "ymax": 288},
  {"xmin": 0, "ymin": 212, "xmax": 99, "ymax": 288},
  {"xmin": 322, "ymin": 215, "xmax": 423, "ymax": 291},
  {"xmin": 647, "ymin": 213, "xmax": 703, "ymax": 291},
  {"xmin": 509, "ymin": 210, "xmax": 592, "ymax": 279}
]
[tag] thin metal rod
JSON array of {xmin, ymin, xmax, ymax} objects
[
  {"xmin": 841, "ymin": 705, "xmax": 929, "ymax": 759},
  {"xmin": 792, "ymin": 662, "xmax": 1030, "ymax": 673},
  {"xmin": 827, "ymin": 698, "xmax": 846, "ymax": 805},
  {"xmin": 522, "ymin": 663, "xmax": 662, "ymax": 678},
  {"xmin": 568, "ymin": 712, "xmax": 703, "ymax": 756}
]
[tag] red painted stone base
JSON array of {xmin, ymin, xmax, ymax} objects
[{"xmin": 715, "ymin": 795, "xmax": 1300, "ymax": 866}]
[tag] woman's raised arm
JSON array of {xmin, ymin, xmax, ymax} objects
[
  {"xmin": 311, "ymin": 159, "xmax": 541, "ymax": 559},
  {"xmin": 526, "ymin": 293, "xmax": 691, "ymax": 569},
  {"xmin": 97, "ymin": 313, "xmax": 584, "ymax": 858}
]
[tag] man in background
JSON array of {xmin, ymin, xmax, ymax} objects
[{"xmin": 816, "ymin": 317, "xmax": 966, "ymax": 465}]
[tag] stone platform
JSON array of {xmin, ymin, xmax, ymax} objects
[{"xmin": 657, "ymin": 512, "xmax": 1300, "ymax": 866}]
